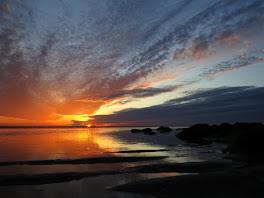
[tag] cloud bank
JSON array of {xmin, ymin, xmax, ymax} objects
[{"xmin": 90, "ymin": 86, "xmax": 264, "ymax": 126}]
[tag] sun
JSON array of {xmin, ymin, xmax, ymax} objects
[{"xmin": 86, "ymin": 124, "xmax": 91, "ymax": 128}]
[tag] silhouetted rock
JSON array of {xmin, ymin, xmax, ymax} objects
[
  {"xmin": 176, "ymin": 124, "xmax": 213, "ymax": 145},
  {"xmin": 142, "ymin": 128, "xmax": 152, "ymax": 132},
  {"xmin": 131, "ymin": 128, "xmax": 156, "ymax": 135},
  {"xmin": 156, "ymin": 126, "xmax": 172, "ymax": 132},
  {"xmin": 143, "ymin": 128, "xmax": 156, "ymax": 135},
  {"xmin": 176, "ymin": 124, "xmax": 211, "ymax": 140},
  {"xmin": 224, "ymin": 130, "xmax": 264, "ymax": 162},
  {"xmin": 230, "ymin": 131, "xmax": 264, "ymax": 154},
  {"xmin": 131, "ymin": 129, "xmax": 143, "ymax": 133},
  {"xmin": 219, "ymin": 123, "xmax": 232, "ymax": 130},
  {"xmin": 176, "ymin": 122, "xmax": 264, "ymax": 162},
  {"xmin": 131, "ymin": 128, "xmax": 153, "ymax": 133}
]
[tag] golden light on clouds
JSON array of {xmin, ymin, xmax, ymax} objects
[
  {"xmin": 257, "ymin": 57, "xmax": 264, "ymax": 61},
  {"xmin": 0, "ymin": 4, "xmax": 10, "ymax": 12},
  {"xmin": 1, "ymin": 0, "xmax": 264, "ymax": 126}
]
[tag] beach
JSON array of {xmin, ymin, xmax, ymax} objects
[{"xmin": 0, "ymin": 125, "xmax": 263, "ymax": 197}]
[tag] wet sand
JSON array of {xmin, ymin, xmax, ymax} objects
[
  {"xmin": 0, "ymin": 161, "xmax": 242, "ymax": 186},
  {"xmin": 106, "ymin": 149, "xmax": 169, "ymax": 153},
  {"xmin": 108, "ymin": 169, "xmax": 264, "ymax": 198},
  {"xmin": 0, "ymin": 156, "xmax": 167, "ymax": 166}
]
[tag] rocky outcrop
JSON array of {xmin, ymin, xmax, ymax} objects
[
  {"xmin": 176, "ymin": 122, "xmax": 264, "ymax": 162},
  {"xmin": 131, "ymin": 129, "xmax": 143, "ymax": 133},
  {"xmin": 156, "ymin": 126, "xmax": 172, "ymax": 132},
  {"xmin": 131, "ymin": 128, "xmax": 154, "ymax": 134}
]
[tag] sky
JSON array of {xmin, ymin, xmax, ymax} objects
[{"xmin": 0, "ymin": 0, "xmax": 264, "ymax": 126}]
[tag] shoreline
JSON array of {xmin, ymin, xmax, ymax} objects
[
  {"xmin": 108, "ymin": 123, "xmax": 264, "ymax": 197},
  {"xmin": 0, "ymin": 161, "xmax": 242, "ymax": 186},
  {"xmin": 108, "ymin": 167, "xmax": 264, "ymax": 198}
]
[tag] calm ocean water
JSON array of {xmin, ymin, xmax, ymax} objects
[{"xmin": 0, "ymin": 127, "xmax": 227, "ymax": 197}]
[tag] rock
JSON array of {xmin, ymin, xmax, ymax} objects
[
  {"xmin": 131, "ymin": 129, "xmax": 143, "ymax": 133},
  {"xmin": 219, "ymin": 123, "xmax": 232, "ymax": 130},
  {"xmin": 142, "ymin": 128, "xmax": 152, "ymax": 132},
  {"xmin": 176, "ymin": 124, "xmax": 212, "ymax": 145},
  {"xmin": 131, "ymin": 128, "xmax": 153, "ymax": 133},
  {"xmin": 156, "ymin": 126, "xmax": 172, "ymax": 132},
  {"xmin": 176, "ymin": 124, "xmax": 211, "ymax": 139},
  {"xmin": 131, "ymin": 128, "xmax": 156, "ymax": 135},
  {"xmin": 177, "ymin": 122, "xmax": 264, "ymax": 142},
  {"xmin": 225, "ymin": 130, "xmax": 264, "ymax": 162},
  {"xmin": 142, "ymin": 128, "xmax": 156, "ymax": 135},
  {"xmin": 176, "ymin": 122, "xmax": 264, "ymax": 162}
]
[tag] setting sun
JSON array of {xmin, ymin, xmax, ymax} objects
[{"xmin": 87, "ymin": 124, "xmax": 91, "ymax": 127}]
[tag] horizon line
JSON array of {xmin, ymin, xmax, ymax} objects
[{"xmin": 0, "ymin": 125, "xmax": 189, "ymax": 128}]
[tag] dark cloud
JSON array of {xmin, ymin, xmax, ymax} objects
[
  {"xmin": 108, "ymin": 86, "xmax": 178, "ymax": 100},
  {"xmin": 71, "ymin": 120, "xmax": 87, "ymax": 126},
  {"xmin": 80, "ymin": 86, "xmax": 179, "ymax": 105},
  {"xmin": 90, "ymin": 86, "xmax": 264, "ymax": 126}
]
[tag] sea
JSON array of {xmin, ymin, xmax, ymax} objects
[{"xmin": 0, "ymin": 127, "xmax": 227, "ymax": 198}]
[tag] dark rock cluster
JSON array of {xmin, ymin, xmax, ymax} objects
[
  {"xmin": 131, "ymin": 126, "xmax": 173, "ymax": 135},
  {"xmin": 176, "ymin": 122, "xmax": 264, "ymax": 162},
  {"xmin": 156, "ymin": 126, "xmax": 172, "ymax": 132}
]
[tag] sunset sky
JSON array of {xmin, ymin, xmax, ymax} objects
[{"xmin": 0, "ymin": 0, "xmax": 264, "ymax": 126}]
